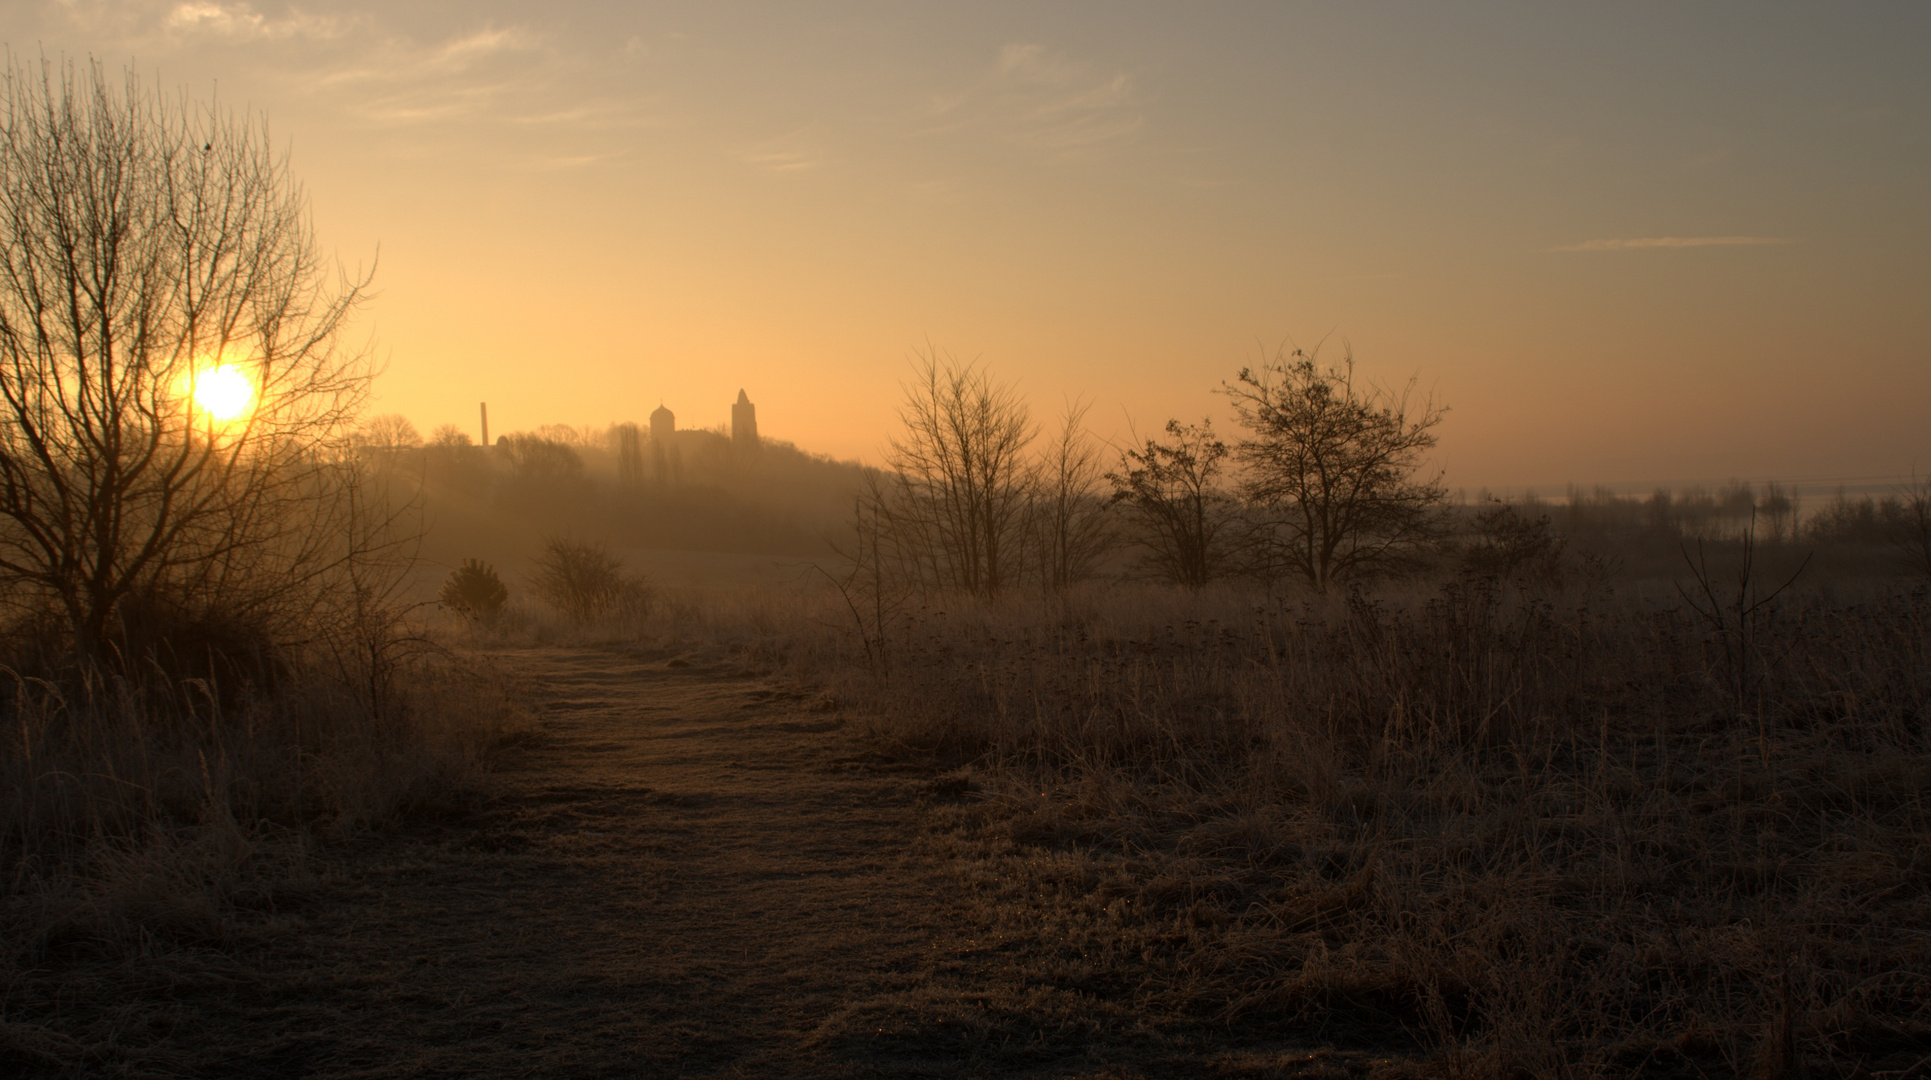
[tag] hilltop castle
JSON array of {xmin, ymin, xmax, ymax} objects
[
  {"xmin": 641, "ymin": 391, "xmax": 758, "ymax": 483},
  {"xmin": 645, "ymin": 391, "xmax": 757, "ymax": 450}
]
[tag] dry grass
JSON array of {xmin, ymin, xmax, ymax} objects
[
  {"xmin": 670, "ymin": 573, "xmax": 1931, "ymax": 1077},
  {"xmin": 0, "ymin": 649, "xmax": 533, "ymax": 979}
]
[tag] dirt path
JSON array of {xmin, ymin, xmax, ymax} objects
[
  {"xmin": 133, "ymin": 646, "xmax": 1195, "ymax": 1080},
  {"xmin": 203, "ymin": 647, "xmax": 990, "ymax": 1078}
]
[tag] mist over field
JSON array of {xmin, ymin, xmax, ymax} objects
[{"xmin": 3, "ymin": 4, "xmax": 1929, "ymax": 1078}]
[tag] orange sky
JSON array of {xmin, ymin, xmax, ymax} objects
[{"xmin": 14, "ymin": 1, "xmax": 1930, "ymax": 491}]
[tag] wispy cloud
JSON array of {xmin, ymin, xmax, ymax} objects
[
  {"xmin": 56, "ymin": 4, "xmax": 657, "ymax": 138},
  {"xmin": 1551, "ymin": 236, "xmax": 1797, "ymax": 252},
  {"xmin": 917, "ymin": 43, "xmax": 1141, "ymax": 154},
  {"xmin": 285, "ymin": 22, "xmax": 547, "ymax": 124},
  {"xmin": 739, "ymin": 126, "xmax": 824, "ymax": 173},
  {"xmin": 164, "ymin": 2, "xmax": 354, "ymax": 43},
  {"xmin": 428, "ymin": 25, "xmax": 536, "ymax": 72},
  {"xmin": 522, "ymin": 153, "xmax": 605, "ymax": 172}
]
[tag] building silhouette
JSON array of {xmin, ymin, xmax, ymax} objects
[
  {"xmin": 732, "ymin": 389, "xmax": 759, "ymax": 454},
  {"xmin": 649, "ymin": 403, "xmax": 677, "ymax": 483}
]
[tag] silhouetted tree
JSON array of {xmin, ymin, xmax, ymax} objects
[
  {"xmin": 883, "ymin": 348, "xmax": 1035, "ymax": 598},
  {"xmin": 1891, "ymin": 475, "xmax": 1931, "ymax": 582},
  {"xmin": 529, "ymin": 536, "xmax": 648, "ymax": 624},
  {"xmin": 1029, "ymin": 400, "xmax": 1114, "ymax": 591},
  {"xmin": 1108, "ymin": 420, "xmax": 1235, "ymax": 589},
  {"xmin": 497, "ymin": 434, "xmax": 589, "ymax": 518},
  {"xmin": 1223, "ymin": 345, "xmax": 1446, "ymax": 589},
  {"xmin": 1807, "ymin": 492, "xmax": 1894, "ymax": 545},
  {"xmin": 0, "ymin": 58, "xmax": 373, "ymax": 660},
  {"xmin": 358, "ymin": 414, "xmax": 422, "ymax": 451},
  {"xmin": 612, "ymin": 422, "xmax": 645, "ymax": 490}
]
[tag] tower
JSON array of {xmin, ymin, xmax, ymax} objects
[
  {"xmin": 649, "ymin": 403, "xmax": 676, "ymax": 483},
  {"xmin": 732, "ymin": 389, "xmax": 759, "ymax": 453}
]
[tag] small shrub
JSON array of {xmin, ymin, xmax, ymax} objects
[
  {"xmin": 439, "ymin": 559, "xmax": 509, "ymax": 623},
  {"xmin": 529, "ymin": 537, "xmax": 650, "ymax": 625},
  {"xmin": 1458, "ymin": 502, "xmax": 1563, "ymax": 582}
]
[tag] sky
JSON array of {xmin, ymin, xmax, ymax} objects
[{"xmin": 8, "ymin": 1, "xmax": 1930, "ymax": 492}]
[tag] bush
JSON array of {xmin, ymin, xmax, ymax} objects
[
  {"xmin": 528, "ymin": 537, "xmax": 651, "ymax": 625},
  {"xmin": 439, "ymin": 559, "xmax": 509, "ymax": 623},
  {"xmin": 1457, "ymin": 502, "xmax": 1563, "ymax": 582}
]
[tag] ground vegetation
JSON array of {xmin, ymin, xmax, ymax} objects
[
  {"xmin": 671, "ymin": 561, "xmax": 1931, "ymax": 1078},
  {"xmin": 528, "ymin": 535, "xmax": 652, "ymax": 627}
]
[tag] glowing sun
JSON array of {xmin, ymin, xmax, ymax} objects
[{"xmin": 190, "ymin": 365, "xmax": 255, "ymax": 423}]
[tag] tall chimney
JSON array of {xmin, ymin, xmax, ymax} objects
[{"xmin": 480, "ymin": 402, "xmax": 489, "ymax": 447}]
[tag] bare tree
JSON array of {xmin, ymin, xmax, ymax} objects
[
  {"xmin": 1891, "ymin": 473, "xmax": 1931, "ymax": 582},
  {"xmin": 826, "ymin": 468, "xmax": 914, "ymax": 677},
  {"xmin": 0, "ymin": 58, "xmax": 372, "ymax": 660},
  {"xmin": 1107, "ymin": 419, "xmax": 1235, "ymax": 589},
  {"xmin": 535, "ymin": 423, "xmax": 594, "ymax": 448},
  {"xmin": 884, "ymin": 347, "xmax": 1035, "ymax": 598},
  {"xmin": 357, "ymin": 413, "xmax": 421, "ymax": 451},
  {"xmin": 528, "ymin": 536, "xmax": 647, "ymax": 625},
  {"xmin": 496, "ymin": 434, "xmax": 589, "ymax": 521},
  {"xmin": 1029, "ymin": 399, "xmax": 1113, "ymax": 591},
  {"xmin": 611, "ymin": 422, "xmax": 644, "ymax": 491},
  {"xmin": 1223, "ymin": 344, "xmax": 1446, "ymax": 590}
]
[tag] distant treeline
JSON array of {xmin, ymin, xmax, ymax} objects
[
  {"xmin": 355, "ymin": 417, "xmax": 870, "ymax": 573},
  {"xmin": 1479, "ymin": 481, "xmax": 1931, "ymax": 580},
  {"xmin": 355, "ymin": 371, "xmax": 1930, "ymax": 594}
]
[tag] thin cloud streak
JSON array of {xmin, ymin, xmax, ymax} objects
[
  {"xmin": 740, "ymin": 126, "xmax": 825, "ymax": 174},
  {"xmin": 164, "ymin": 2, "xmax": 355, "ymax": 42},
  {"xmin": 913, "ymin": 42, "xmax": 1141, "ymax": 153},
  {"xmin": 1551, "ymin": 236, "xmax": 1797, "ymax": 252},
  {"xmin": 57, "ymin": 3, "xmax": 653, "ymax": 137}
]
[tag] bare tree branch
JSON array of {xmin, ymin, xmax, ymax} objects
[
  {"xmin": 1221, "ymin": 343, "xmax": 1446, "ymax": 590},
  {"xmin": 0, "ymin": 57, "xmax": 374, "ymax": 662}
]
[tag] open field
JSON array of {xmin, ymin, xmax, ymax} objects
[
  {"xmin": 6, "ymin": 570, "xmax": 1930, "ymax": 1078},
  {"xmin": 670, "ymin": 572, "xmax": 1931, "ymax": 1078},
  {"xmin": 5, "ymin": 646, "xmax": 1394, "ymax": 1079}
]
